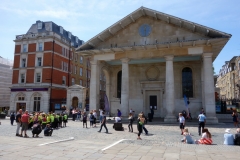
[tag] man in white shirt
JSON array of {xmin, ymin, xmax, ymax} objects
[{"xmin": 114, "ymin": 117, "xmax": 121, "ymax": 123}]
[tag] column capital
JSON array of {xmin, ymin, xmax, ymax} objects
[
  {"xmin": 164, "ymin": 55, "xmax": 174, "ymax": 61},
  {"xmin": 121, "ymin": 58, "xmax": 130, "ymax": 63},
  {"xmin": 202, "ymin": 53, "xmax": 213, "ymax": 58},
  {"xmin": 90, "ymin": 60, "xmax": 99, "ymax": 65}
]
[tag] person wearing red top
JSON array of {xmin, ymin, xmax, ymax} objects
[{"xmin": 20, "ymin": 110, "xmax": 30, "ymax": 138}]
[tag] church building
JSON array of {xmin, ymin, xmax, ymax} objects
[{"xmin": 76, "ymin": 7, "xmax": 231, "ymax": 122}]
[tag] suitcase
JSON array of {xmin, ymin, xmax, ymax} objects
[{"xmin": 113, "ymin": 122, "xmax": 124, "ymax": 131}]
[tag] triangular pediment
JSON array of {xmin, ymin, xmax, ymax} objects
[
  {"xmin": 94, "ymin": 16, "xmax": 211, "ymax": 50},
  {"xmin": 76, "ymin": 6, "xmax": 231, "ymax": 52}
]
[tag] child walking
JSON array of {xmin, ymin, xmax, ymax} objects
[{"xmin": 178, "ymin": 113, "xmax": 185, "ymax": 135}]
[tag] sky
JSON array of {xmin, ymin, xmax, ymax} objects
[{"xmin": 0, "ymin": 0, "xmax": 239, "ymax": 73}]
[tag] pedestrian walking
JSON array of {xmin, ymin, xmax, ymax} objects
[
  {"xmin": 15, "ymin": 109, "xmax": 22, "ymax": 136},
  {"xmin": 82, "ymin": 112, "xmax": 87, "ymax": 128},
  {"xmin": 178, "ymin": 113, "xmax": 185, "ymax": 135},
  {"xmin": 89, "ymin": 112, "xmax": 94, "ymax": 128},
  {"xmin": 117, "ymin": 109, "xmax": 122, "ymax": 117},
  {"xmin": 98, "ymin": 112, "xmax": 108, "ymax": 133},
  {"xmin": 198, "ymin": 112, "xmax": 206, "ymax": 136},
  {"xmin": 232, "ymin": 110, "xmax": 239, "ymax": 128},
  {"xmin": 137, "ymin": 113, "xmax": 145, "ymax": 140},
  {"xmin": 128, "ymin": 113, "xmax": 133, "ymax": 132},
  {"xmin": 10, "ymin": 112, "xmax": 15, "ymax": 125},
  {"xmin": 93, "ymin": 110, "xmax": 97, "ymax": 127},
  {"xmin": 141, "ymin": 112, "xmax": 148, "ymax": 134}
]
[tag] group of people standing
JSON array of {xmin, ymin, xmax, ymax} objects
[{"xmin": 14, "ymin": 109, "xmax": 68, "ymax": 138}]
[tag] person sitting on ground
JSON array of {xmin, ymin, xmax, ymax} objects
[
  {"xmin": 234, "ymin": 128, "xmax": 240, "ymax": 145},
  {"xmin": 181, "ymin": 128, "xmax": 194, "ymax": 144},
  {"xmin": 114, "ymin": 117, "xmax": 121, "ymax": 123},
  {"xmin": 44, "ymin": 124, "xmax": 53, "ymax": 136},
  {"xmin": 196, "ymin": 128, "xmax": 212, "ymax": 145},
  {"xmin": 224, "ymin": 128, "xmax": 234, "ymax": 145},
  {"xmin": 32, "ymin": 121, "xmax": 42, "ymax": 138}
]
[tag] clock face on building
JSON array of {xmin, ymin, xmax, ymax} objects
[{"xmin": 139, "ymin": 24, "xmax": 151, "ymax": 37}]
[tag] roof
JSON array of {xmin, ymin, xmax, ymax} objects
[
  {"xmin": 76, "ymin": 6, "xmax": 231, "ymax": 51},
  {"xmin": 27, "ymin": 21, "xmax": 83, "ymax": 48}
]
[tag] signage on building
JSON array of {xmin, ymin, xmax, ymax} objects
[{"xmin": 11, "ymin": 88, "xmax": 48, "ymax": 92}]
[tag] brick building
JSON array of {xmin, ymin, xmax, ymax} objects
[{"xmin": 10, "ymin": 21, "xmax": 84, "ymax": 113}]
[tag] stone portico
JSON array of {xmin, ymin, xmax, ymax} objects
[{"xmin": 76, "ymin": 7, "xmax": 231, "ymax": 122}]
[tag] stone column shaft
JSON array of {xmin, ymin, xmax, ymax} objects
[
  {"xmin": 203, "ymin": 53, "xmax": 218, "ymax": 123},
  {"xmin": 121, "ymin": 58, "xmax": 130, "ymax": 116},
  {"xmin": 89, "ymin": 60, "xmax": 99, "ymax": 111},
  {"xmin": 164, "ymin": 55, "xmax": 175, "ymax": 122}
]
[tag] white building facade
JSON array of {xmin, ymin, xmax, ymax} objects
[{"xmin": 76, "ymin": 7, "xmax": 231, "ymax": 122}]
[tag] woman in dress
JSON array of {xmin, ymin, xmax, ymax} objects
[{"xmin": 196, "ymin": 128, "xmax": 212, "ymax": 145}]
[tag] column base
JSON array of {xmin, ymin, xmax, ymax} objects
[{"xmin": 164, "ymin": 115, "xmax": 177, "ymax": 123}]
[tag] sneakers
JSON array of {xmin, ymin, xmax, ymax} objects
[
  {"xmin": 19, "ymin": 134, "xmax": 23, "ymax": 137},
  {"xmin": 16, "ymin": 133, "xmax": 20, "ymax": 136}
]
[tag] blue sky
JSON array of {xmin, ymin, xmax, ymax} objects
[{"xmin": 0, "ymin": 0, "xmax": 239, "ymax": 73}]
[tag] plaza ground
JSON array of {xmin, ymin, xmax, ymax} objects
[{"xmin": 0, "ymin": 118, "xmax": 240, "ymax": 160}]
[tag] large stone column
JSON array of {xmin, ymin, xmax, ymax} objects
[
  {"xmin": 202, "ymin": 53, "xmax": 218, "ymax": 123},
  {"xmin": 89, "ymin": 60, "xmax": 100, "ymax": 111},
  {"xmin": 121, "ymin": 58, "xmax": 130, "ymax": 116},
  {"xmin": 164, "ymin": 55, "xmax": 176, "ymax": 122}
]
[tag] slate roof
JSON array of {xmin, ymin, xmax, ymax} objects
[{"xmin": 27, "ymin": 20, "xmax": 83, "ymax": 48}]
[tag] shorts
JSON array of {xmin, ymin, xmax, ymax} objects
[
  {"xmin": 21, "ymin": 122, "xmax": 28, "ymax": 131},
  {"xmin": 179, "ymin": 123, "xmax": 184, "ymax": 129}
]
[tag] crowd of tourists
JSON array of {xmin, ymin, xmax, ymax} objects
[
  {"xmin": 13, "ymin": 109, "xmax": 68, "ymax": 138},
  {"xmin": 7, "ymin": 106, "xmax": 240, "ymax": 145}
]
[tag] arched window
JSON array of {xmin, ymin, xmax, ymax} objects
[
  {"xmin": 182, "ymin": 67, "xmax": 193, "ymax": 98},
  {"xmin": 117, "ymin": 71, "xmax": 122, "ymax": 98}
]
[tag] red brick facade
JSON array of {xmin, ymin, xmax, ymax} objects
[
  {"xmin": 15, "ymin": 45, "xmax": 21, "ymax": 54},
  {"xmin": 27, "ymin": 54, "xmax": 35, "ymax": 67}
]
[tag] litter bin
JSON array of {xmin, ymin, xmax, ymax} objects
[{"xmin": 148, "ymin": 113, "xmax": 152, "ymax": 122}]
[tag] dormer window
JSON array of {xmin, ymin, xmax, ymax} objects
[
  {"xmin": 37, "ymin": 22, "xmax": 42, "ymax": 29},
  {"xmin": 60, "ymin": 26, "xmax": 63, "ymax": 34},
  {"xmin": 75, "ymin": 36, "xmax": 78, "ymax": 43},
  {"xmin": 68, "ymin": 32, "xmax": 71, "ymax": 39}
]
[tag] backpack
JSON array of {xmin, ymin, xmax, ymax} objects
[
  {"xmin": 83, "ymin": 115, "xmax": 87, "ymax": 121},
  {"xmin": 90, "ymin": 114, "xmax": 94, "ymax": 120}
]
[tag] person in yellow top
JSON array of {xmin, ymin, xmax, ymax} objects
[
  {"xmin": 46, "ymin": 114, "xmax": 51, "ymax": 124},
  {"xmin": 28, "ymin": 115, "xmax": 34, "ymax": 129}
]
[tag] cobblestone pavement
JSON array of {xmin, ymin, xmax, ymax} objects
[{"xmin": 0, "ymin": 119, "xmax": 240, "ymax": 160}]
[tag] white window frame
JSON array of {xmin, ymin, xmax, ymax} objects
[
  {"xmin": 33, "ymin": 96, "xmax": 41, "ymax": 111},
  {"xmin": 80, "ymin": 68, "xmax": 83, "ymax": 76},
  {"xmin": 36, "ymin": 57, "xmax": 42, "ymax": 67},
  {"xmin": 75, "ymin": 36, "xmax": 78, "ymax": 43},
  {"xmin": 62, "ymin": 76, "xmax": 66, "ymax": 85},
  {"xmin": 68, "ymin": 32, "xmax": 71, "ymax": 39},
  {"xmin": 72, "ymin": 78, "xmax": 75, "ymax": 85},
  {"xmin": 80, "ymin": 80, "xmax": 82, "ymax": 86},
  {"xmin": 38, "ymin": 42, "xmax": 43, "ymax": 51},
  {"xmin": 21, "ymin": 58, "xmax": 26, "ymax": 68},
  {"xmin": 20, "ymin": 73, "xmax": 25, "ymax": 83},
  {"xmin": 60, "ymin": 26, "xmax": 63, "ymax": 34},
  {"xmin": 37, "ymin": 22, "xmax": 42, "ymax": 29},
  {"xmin": 80, "ymin": 56, "xmax": 83, "ymax": 63},
  {"xmin": 23, "ymin": 44, "xmax": 28, "ymax": 52},
  {"xmin": 74, "ymin": 66, "xmax": 77, "ymax": 74},
  {"xmin": 35, "ymin": 73, "xmax": 41, "ymax": 83}
]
